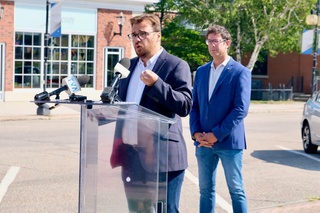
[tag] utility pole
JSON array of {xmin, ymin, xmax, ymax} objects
[{"xmin": 311, "ymin": 0, "xmax": 320, "ymax": 95}]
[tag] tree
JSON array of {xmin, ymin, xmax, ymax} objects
[
  {"xmin": 145, "ymin": 0, "xmax": 211, "ymax": 71},
  {"xmin": 145, "ymin": 0, "xmax": 179, "ymax": 25},
  {"xmin": 148, "ymin": 0, "xmax": 315, "ymax": 71},
  {"xmin": 161, "ymin": 19, "xmax": 210, "ymax": 71}
]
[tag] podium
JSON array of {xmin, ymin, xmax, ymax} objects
[{"xmin": 36, "ymin": 101, "xmax": 174, "ymax": 213}]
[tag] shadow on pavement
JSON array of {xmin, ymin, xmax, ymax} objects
[{"xmin": 250, "ymin": 149, "xmax": 320, "ymax": 171}]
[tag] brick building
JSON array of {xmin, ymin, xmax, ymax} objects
[
  {"xmin": 0, "ymin": 0, "xmax": 157, "ymax": 102},
  {"xmin": 0, "ymin": 0, "xmax": 316, "ymax": 102},
  {"xmin": 253, "ymin": 52, "xmax": 316, "ymax": 95}
]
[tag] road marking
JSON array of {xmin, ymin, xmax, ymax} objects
[
  {"xmin": 276, "ymin": 145, "xmax": 320, "ymax": 163},
  {"xmin": 185, "ymin": 169, "xmax": 233, "ymax": 213},
  {"xmin": 0, "ymin": 166, "xmax": 20, "ymax": 203}
]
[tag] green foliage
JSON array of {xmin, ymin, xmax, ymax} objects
[
  {"xmin": 161, "ymin": 19, "xmax": 211, "ymax": 71},
  {"xmin": 146, "ymin": 0, "xmax": 316, "ymax": 70},
  {"xmin": 175, "ymin": 0, "xmax": 314, "ymax": 65}
]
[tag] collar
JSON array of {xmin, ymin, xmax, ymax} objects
[
  {"xmin": 138, "ymin": 47, "xmax": 164, "ymax": 67},
  {"xmin": 210, "ymin": 56, "xmax": 231, "ymax": 69}
]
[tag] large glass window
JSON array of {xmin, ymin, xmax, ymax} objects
[
  {"xmin": 14, "ymin": 32, "xmax": 42, "ymax": 88},
  {"xmin": 14, "ymin": 32, "xmax": 95, "ymax": 89},
  {"xmin": 69, "ymin": 35, "xmax": 95, "ymax": 87}
]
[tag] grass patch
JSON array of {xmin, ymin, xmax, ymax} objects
[{"xmin": 309, "ymin": 197, "xmax": 320, "ymax": 201}]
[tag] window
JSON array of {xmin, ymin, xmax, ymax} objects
[
  {"xmin": 69, "ymin": 35, "xmax": 95, "ymax": 87},
  {"xmin": 14, "ymin": 32, "xmax": 95, "ymax": 89},
  {"xmin": 14, "ymin": 32, "xmax": 42, "ymax": 88},
  {"xmin": 252, "ymin": 50, "xmax": 268, "ymax": 76}
]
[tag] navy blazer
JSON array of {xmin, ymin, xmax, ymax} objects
[
  {"xmin": 189, "ymin": 57, "xmax": 251, "ymax": 149},
  {"xmin": 118, "ymin": 49, "xmax": 192, "ymax": 172}
]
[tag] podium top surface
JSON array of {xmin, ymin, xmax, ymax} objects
[{"xmin": 32, "ymin": 100, "xmax": 175, "ymax": 124}]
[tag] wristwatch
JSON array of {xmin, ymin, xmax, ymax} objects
[{"xmin": 191, "ymin": 134, "xmax": 196, "ymax": 141}]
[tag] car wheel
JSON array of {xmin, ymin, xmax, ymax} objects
[{"xmin": 302, "ymin": 123, "xmax": 318, "ymax": 154}]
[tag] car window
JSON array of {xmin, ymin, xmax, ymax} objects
[{"xmin": 316, "ymin": 93, "xmax": 320, "ymax": 103}]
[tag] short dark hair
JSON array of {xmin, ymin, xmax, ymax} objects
[
  {"xmin": 205, "ymin": 24, "xmax": 232, "ymax": 43},
  {"xmin": 129, "ymin": 14, "xmax": 161, "ymax": 32}
]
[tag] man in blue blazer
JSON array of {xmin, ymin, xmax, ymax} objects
[
  {"xmin": 112, "ymin": 14, "xmax": 192, "ymax": 213},
  {"xmin": 189, "ymin": 24, "xmax": 251, "ymax": 213}
]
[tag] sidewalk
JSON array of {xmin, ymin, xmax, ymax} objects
[
  {"xmin": 248, "ymin": 101, "xmax": 305, "ymax": 113},
  {"xmin": 0, "ymin": 101, "xmax": 80, "ymax": 121},
  {"xmin": 0, "ymin": 100, "xmax": 306, "ymax": 121}
]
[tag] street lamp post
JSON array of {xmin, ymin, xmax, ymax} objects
[
  {"xmin": 306, "ymin": 0, "xmax": 320, "ymax": 95},
  {"xmin": 37, "ymin": 0, "xmax": 51, "ymax": 115}
]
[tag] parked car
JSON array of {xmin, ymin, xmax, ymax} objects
[{"xmin": 301, "ymin": 91, "xmax": 320, "ymax": 153}]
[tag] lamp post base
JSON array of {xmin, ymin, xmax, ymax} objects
[{"xmin": 36, "ymin": 104, "xmax": 51, "ymax": 116}]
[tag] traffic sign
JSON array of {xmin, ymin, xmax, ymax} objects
[{"xmin": 301, "ymin": 29, "xmax": 320, "ymax": 54}]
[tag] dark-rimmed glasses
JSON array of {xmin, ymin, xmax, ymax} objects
[
  {"xmin": 206, "ymin": 39, "xmax": 226, "ymax": 45},
  {"xmin": 127, "ymin": 31, "xmax": 157, "ymax": 41}
]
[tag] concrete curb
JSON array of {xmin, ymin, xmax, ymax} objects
[
  {"xmin": 0, "ymin": 114, "xmax": 80, "ymax": 122},
  {"xmin": 0, "ymin": 101, "xmax": 305, "ymax": 121},
  {"xmin": 253, "ymin": 200, "xmax": 320, "ymax": 213}
]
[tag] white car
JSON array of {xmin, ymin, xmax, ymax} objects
[{"xmin": 301, "ymin": 91, "xmax": 320, "ymax": 153}]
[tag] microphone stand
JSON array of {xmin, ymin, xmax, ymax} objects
[{"xmin": 69, "ymin": 94, "xmax": 87, "ymax": 102}]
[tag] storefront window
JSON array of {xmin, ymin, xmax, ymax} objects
[
  {"xmin": 14, "ymin": 32, "xmax": 95, "ymax": 89},
  {"xmin": 14, "ymin": 32, "xmax": 42, "ymax": 88}
]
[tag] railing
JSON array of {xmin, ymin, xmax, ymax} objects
[
  {"xmin": 251, "ymin": 83, "xmax": 293, "ymax": 101},
  {"xmin": 287, "ymin": 76, "xmax": 303, "ymax": 93}
]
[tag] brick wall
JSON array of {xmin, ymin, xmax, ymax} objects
[
  {"xmin": 0, "ymin": 1, "xmax": 14, "ymax": 92},
  {"xmin": 265, "ymin": 52, "xmax": 316, "ymax": 94},
  {"xmin": 96, "ymin": 9, "xmax": 132, "ymax": 90}
]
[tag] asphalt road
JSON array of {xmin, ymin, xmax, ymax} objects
[{"xmin": 0, "ymin": 106, "xmax": 319, "ymax": 212}]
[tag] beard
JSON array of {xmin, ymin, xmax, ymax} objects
[
  {"xmin": 134, "ymin": 42, "xmax": 153, "ymax": 59},
  {"xmin": 135, "ymin": 48, "xmax": 148, "ymax": 58}
]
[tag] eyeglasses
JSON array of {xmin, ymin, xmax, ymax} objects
[
  {"xmin": 206, "ymin": 39, "xmax": 226, "ymax": 45},
  {"xmin": 127, "ymin": 31, "xmax": 157, "ymax": 41}
]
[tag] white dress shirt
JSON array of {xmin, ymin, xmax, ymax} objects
[
  {"xmin": 208, "ymin": 56, "xmax": 231, "ymax": 100},
  {"xmin": 126, "ymin": 48, "xmax": 164, "ymax": 104},
  {"xmin": 122, "ymin": 48, "xmax": 163, "ymax": 145}
]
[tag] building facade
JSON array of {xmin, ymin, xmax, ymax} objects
[
  {"xmin": 253, "ymin": 52, "xmax": 317, "ymax": 95},
  {"xmin": 0, "ymin": 0, "xmax": 317, "ymax": 102},
  {"xmin": 0, "ymin": 0, "xmax": 158, "ymax": 102}
]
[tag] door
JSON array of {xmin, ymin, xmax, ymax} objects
[{"xmin": 103, "ymin": 47, "xmax": 124, "ymax": 88}]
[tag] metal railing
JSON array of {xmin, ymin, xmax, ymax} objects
[{"xmin": 251, "ymin": 83, "xmax": 293, "ymax": 101}]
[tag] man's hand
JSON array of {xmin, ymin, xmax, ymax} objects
[
  {"xmin": 140, "ymin": 70, "xmax": 159, "ymax": 86},
  {"xmin": 194, "ymin": 132, "xmax": 218, "ymax": 148}
]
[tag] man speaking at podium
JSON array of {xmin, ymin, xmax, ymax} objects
[{"xmin": 110, "ymin": 14, "xmax": 192, "ymax": 213}]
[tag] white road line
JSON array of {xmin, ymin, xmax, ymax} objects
[
  {"xmin": 276, "ymin": 145, "xmax": 320, "ymax": 163},
  {"xmin": 185, "ymin": 169, "xmax": 233, "ymax": 213},
  {"xmin": 0, "ymin": 166, "xmax": 20, "ymax": 203}
]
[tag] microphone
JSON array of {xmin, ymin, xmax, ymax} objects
[
  {"xmin": 101, "ymin": 57, "xmax": 130, "ymax": 103},
  {"xmin": 34, "ymin": 75, "xmax": 90, "ymax": 105}
]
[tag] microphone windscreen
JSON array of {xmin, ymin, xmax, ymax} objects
[
  {"xmin": 118, "ymin": 57, "xmax": 131, "ymax": 69},
  {"xmin": 63, "ymin": 76, "xmax": 81, "ymax": 95},
  {"xmin": 77, "ymin": 75, "xmax": 90, "ymax": 86}
]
